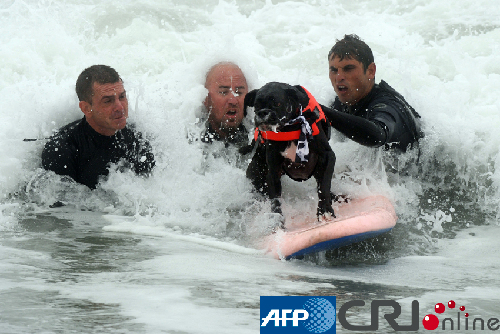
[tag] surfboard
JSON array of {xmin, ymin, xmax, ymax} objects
[{"xmin": 259, "ymin": 195, "xmax": 397, "ymax": 260}]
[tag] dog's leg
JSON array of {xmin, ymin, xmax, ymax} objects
[
  {"xmin": 315, "ymin": 150, "xmax": 336, "ymax": 219},
  {"xmin": 246, "ymin": 143, "xmax": 285, "ymax": 231},
  {"xmin": 246, "ymin": 146, "xmax": 269, "ymax": 195},
  {"xmin": 265, "ymin": 145, "xmax": 286, "ymax": 230}
]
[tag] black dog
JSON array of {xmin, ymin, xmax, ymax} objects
[{"xmin": 243, "ymin": 82, "xmax": 336, "ymax": 230}]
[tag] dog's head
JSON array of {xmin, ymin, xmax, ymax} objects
[{"xmin": 245, "ymin": 82, "xmax": 309, "ymax": 132}]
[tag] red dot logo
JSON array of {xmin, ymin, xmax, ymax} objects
[
  {"xmin": 423, "ymin": 300, "xmax": 469, "ymax": 330},
  {"xmin": 435, "ymin": 303, "xmax": 445, "ymax": 313},
  {"xmin": 423, "ymin": 314, "xmax": 439, "ymax": 330}
]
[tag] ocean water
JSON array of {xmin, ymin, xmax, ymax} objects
[{"xmin": 1, "ymin": 0, "xmax": 499, "ymax": 333}]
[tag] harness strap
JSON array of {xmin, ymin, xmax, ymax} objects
[{"xmin": 254, "ymin": 86, "xmax": 325, "ymax": 142}]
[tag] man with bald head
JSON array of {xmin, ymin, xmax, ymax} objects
[{"xmin": 201, "ymin": 62, "xmax": 249, "ymax": 147}]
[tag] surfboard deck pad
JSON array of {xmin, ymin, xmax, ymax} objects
[{"xmin": 258, "ymin": 195, "xmax": 397, "ymax": 259}]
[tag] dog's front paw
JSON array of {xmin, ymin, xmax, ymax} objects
[
  {"xmin": 270, "ymin": 198, "xmax": 282, "ymax": 215},
  {"xmin": 271, "ymin": 219, "xmax": 286, "ymax": 233},
  {"xmin": 317, "ymin": 204, "xmax": 336, "ymax": 221},
  {"xmin": 318, "ymin": 212, "xmax": 334, "ymax": 222},
  {"xmin": 265, "ymin": 212, "xmax": 286, "ymax": 233},
  {"xmin": 269, "ymin": 199, "xmax": 286, "ymax": 232}
]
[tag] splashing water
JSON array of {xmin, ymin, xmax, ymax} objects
[{"xmin": 1, "ymin": 0, "xmax": 499, "ymax": 333}]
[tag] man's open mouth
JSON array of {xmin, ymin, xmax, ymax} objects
[
  {"xmin": 337, "ymin": 85, "xmax": 348, "ymax": 92},
  {"xmin": 225, "ymin": 110, "xmax": 237, "ymax": 117}
]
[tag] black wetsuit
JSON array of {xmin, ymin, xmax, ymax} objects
[
  {"xmin": 323, "ymin": 80, "xmax": 423, "ymax": 152},
  {"xmin": 201, "ymin": 122, "xmax": 249, "ymax": 149},
  {"xmin": 42, "ymin": 117, "xmax": 155, "ymax": 189}
]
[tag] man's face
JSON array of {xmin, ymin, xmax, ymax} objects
[
  {"xmin": 80, "ymin": 81, "xmax": 128, "ymax": 136},
  {"xmin": 329, "ymin": 56, "xmax": 375, "ymax": 105},
  {"xmin": 204, "ymin": 64, "xmax": 247, "ymax": 136}
]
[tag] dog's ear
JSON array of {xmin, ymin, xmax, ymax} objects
[
  {"xmin": 284, "ymin": 86, "xmax": 299, "ymax": 114},
  {"xmin": 244, "ymin": 89, "xmax": 258, "ymax": 116},
  {"xmin": 244, "ymin": 89, "xmax": 258, "ymax": 108},
  {"xmin": 286, "ymin": 85, "xmax": 309, "ymax": 114}
]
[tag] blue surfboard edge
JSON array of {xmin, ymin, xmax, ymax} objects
[{"xmin": 286, "ymin": 227, "xmax": 394, "ymax": 259}]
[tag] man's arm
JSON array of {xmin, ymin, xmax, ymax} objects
[
  {"xmin": 322, "ymin": 105, "xmax": 388, "ymax": 147},
  {"xmin": 132, "ymin": 135, "xmax": 155, "ymax": 175},
  {"xmin": 41, "ymin": 137, "xmax": 78, "ymax": 180}
]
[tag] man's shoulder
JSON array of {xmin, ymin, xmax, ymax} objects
[
  {"xmin": 366, "ymin": 81, "xmax": 393, "ymax": 102},
  {"xmin": 117, "ymin": 123, "xmax": 142, "ymax": 141},
  {"xmin": 371, "ymin": 80, "xmax": 424, "ymax": 144},
  {"xmin": 59, "ymin": 118, "xmax": 83, "ymax": 131},
  {"xmin": 41, "ymin": 118, "xmax": 84, "ymax": 172},
  {"xmin": 373, "ymin": 80, "xmax": 421, "ymax": 118},
  {"xmin": 200, "ymin": 123, "xmax": 249, "ymax": 145},
  {"xmin": 361, "ymin": 81, "xmax": 407, "ymax": 115},
  {"xmin": 44, "ymin": 118, "xmax": 84, "ymax": 148},
  {"xmin": 371, "ymin": 81, "xmax": 410, "ymax": 106}
]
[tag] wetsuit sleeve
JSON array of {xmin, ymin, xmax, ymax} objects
[
  {"xmin": 41, "ymin": 136, "xmax": 78, "ymax": 180},
  {"xmin": 369, "ymin": 102, "xmax": 399, "ymax": 143},
  {"xmin": 322, "ymin": 105, "xmax": 388, "ymax": 147},
  {"xmin": 133, "ymin": 136, "xmax": 155, "ymax": 175}
]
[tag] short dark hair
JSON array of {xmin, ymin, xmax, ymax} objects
[
  {"xmin": 75, "ymin": 65, "xmax": 122, "ymax": 103},
  {"xmin": 328, "ymin": 34, "xmax": 374, "ymax": 72}
]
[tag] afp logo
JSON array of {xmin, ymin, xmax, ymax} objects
[{"xmin": 260, "ymin": 296, "xmax": 336, "ymax": 333}]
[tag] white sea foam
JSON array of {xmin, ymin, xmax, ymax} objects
[{"xmin": 0, "ymin": 0, "xmax": 499, "ymax": 332}]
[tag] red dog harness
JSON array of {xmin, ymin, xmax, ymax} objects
[{"xmin": 254, "ymin": 86, "xmax": 326, "ymax": 142}]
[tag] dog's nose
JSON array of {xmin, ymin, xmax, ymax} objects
[{"xmin": 255, "ymin": 108, "xmax": 274, "ymax": 121}]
